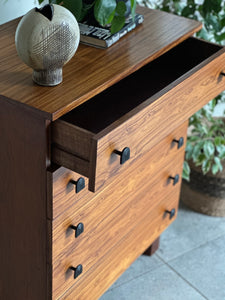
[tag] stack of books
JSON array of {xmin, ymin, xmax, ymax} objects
[{"xmin": 79, "ymin": 14, "xmax": 144, "ymax": 49}]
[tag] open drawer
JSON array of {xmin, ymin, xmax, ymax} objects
[{"xmin": 52, "ymin": 37, "xmax": 225, "ymax": 192}]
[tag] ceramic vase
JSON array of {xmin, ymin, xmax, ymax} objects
[{"xmin": 15, "ymin": 4, "xmax": 80, "ymax": 86}]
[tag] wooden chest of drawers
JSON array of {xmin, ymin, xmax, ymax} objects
[
  {"xmin": 49, "ymin": 122, "xmax": 187, "ymax": 299},
  {"xmin": 0, "ymin": 6, "xmax": 225, "ymax": 300}
]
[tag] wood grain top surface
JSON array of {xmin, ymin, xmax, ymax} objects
[{"xmin": 0, "ymin": 6, "xmax": 201, "ymax": 120}]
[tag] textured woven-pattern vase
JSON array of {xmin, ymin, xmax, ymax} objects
[{"xmin": 15, "ymin": 4, "xmax": 80, "ymax": 86}]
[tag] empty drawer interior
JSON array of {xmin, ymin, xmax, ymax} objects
[{"xmin": 60, "ymin": 38, "xmax": 221, "ymax": 133}]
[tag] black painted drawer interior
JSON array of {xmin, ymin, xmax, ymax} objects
[{"xmin": 61, "ymin": 37, "xmax": 221, "ymax": 134}]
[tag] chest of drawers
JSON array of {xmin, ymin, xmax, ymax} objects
[{"xmin": 0, "ymin": 6, "xmax": 225, "ymax": 300}]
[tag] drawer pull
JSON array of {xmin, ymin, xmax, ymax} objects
[
  {"xmin": 221, "ymin": 72, "xmax": 225, "ymax": 76},
  {"xmin": 70, "ymin": 222, "xmax": 84, "ymax": 238},
  {"xmin": 165, "ymin": 208, "xmax": 176, "ymax": 219},
  {"xmin": 70, "ymin": 264, "xmax": 83, "ymax": 279},
  {"xmin": 173, "ymin": 137, "xmax": 184, "ymax": 149},
  {"xmin": 114, "ymin": 147, "xmax": 130, "ymax": 164},
  {"xmin": 71, "ymin": 177, "xmax": 85, "ymax": 193},
  {"xmin": 169, "ymin": 174, "xmax": 179, "ymax": 185}
]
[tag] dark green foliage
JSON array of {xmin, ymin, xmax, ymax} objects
[
  {"xmin": 186, "ymin": 107, "xmax": 225, "ymax": 178},
  {"xmin": 155, "ymin": 0, "xmax": 225, "ymax": 46},
  {"xmin": 39, "ymin": 0, "xmax": 136, "ymax": 33},
  {"xmin": 151, "ymin": 0, "xmax": 225, "ymax": 180}
]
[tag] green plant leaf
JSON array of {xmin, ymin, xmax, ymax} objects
[
  {"xmin": 79, "ymin": 2, "xmax": 95, "ymax": 21},
  {"xmin": 215, "ymin": 32, "xmax": 225, "ymax": 43},
  {"xmin": 161, "ymin": 5, "xmax": 170, "ymax": 13},
  {"xmin": 215, "ymin": 136, "xmax": 225, "ymax": 147},
  {"xmin": 45, "ymin": 0, "xmax": 64, "ymax": 4},
  {"xmin": 214, "ymin": 156, "xmax": 223, "ymax": 172},
  {"xmin": 94, "ymin": 0, "xmax": 117, "ymax": 26},
  {"xmin": 48, "ymin": 0, "xmax": 59, "ymax": 4},
  {"xmin": 110, "ymin": 15, "xmax": 125, "ymax": 33},
  {"xmin": 106, "ymin": 9, "xmax": 116, "ymax": 24},
  {"xmin": 181, "ymin": 5, "xmax": 195, "ymax": 17},
  {"xmin": 212, "ymin": 163, "xmax": 219, "ymax": 174},
  {"xmin": 203, "ymin": 140, "xmax": 215, "ymax": 158},
  {"xmin": 195, "ymin": 153, "xmax": 206, "ymax": 165},
  {"xmin": 218, "ymin": 145, "xmax": 225, "ymax": 159},
  {"xmin": 182, "ymin": 160, "xmax": 190, "ymax": 181},
  {"xmin": 221, "ymin": 16, "xmax": 225, "ymax": 28},
  {"xmin": 201, "ymin": 124, "xmax": 209, "ymax": 135},
  {"xmin": 185, "ymin": 141, "xmax": 193, "ymax": 160},
  {"xmin": 131, "ymin": 0, "xmax": 137, "ymax": 18},
  {"xmin": 188, "ymin": 135, "xmax": 199, "ymax": 142},
  {"xmin": 152, "ymin": 0, "xmax": 225, "ymax": 176},
  {"xmin": 192, "ymin": 141, "xmax": 204, "ymax": 161},
  {"xmin": 116, "ymin": 1, "xmax": 126, "ymax": 16},
  {"xmin": 202, "ymin": 159, "xmax": 212, "ymax": 174},
  {"xmin": 205, "ymin": 14, "xmax": 221, "ymax": 32},
  {"xmin": 202, "ymin": 0, "xmax": 222, "ymax": 16},
  {"xmin": 187, "ymin": 0, "xmax": 195, "ymax": 5},
  {"xmin": 63, "ymin": 0, "xmax": 83, "ymax": 21},
  {"xmin": 174, "ymin": 2, "xmax": 184, "ymax": 14}
]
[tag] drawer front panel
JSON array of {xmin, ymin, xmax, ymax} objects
[
  {"xmin": 92, "ymin": 47, "xmax": 225, "ymax": 191},
  {"xmin": 59, "ymin": 191, "xmax": 179, "ymax": 300},
  {"xmin": 52, "ymin": 38, "xmax": 225, "ymax": 192},
  {"xmin": 51, "ymin": 124, "xmax": 186, "ymax": 257},
  {"xmin": 51, "ymin": 125, "xmax": 186, "ymax": 299},
  {"xmin": 50, "ymin": 122, "xmax": 187, "ymax": 219},
  {"xmin": 53, "ymin": 174, "xmax": 181, "ymax": 299},
  {"xmin": 48, "ymin": 168, "xmax": 92, "ymax": 220}
]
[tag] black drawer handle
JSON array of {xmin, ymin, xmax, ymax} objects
[
  {"xmin": 71, "ymin": 177, "xmax": 85, "ymax": 193},
  {"xmin": 114, "ymin": 147, "xmax": 130, "ymax": 164},
  {"xmin": 169, "ymin": 174, "xmax": 179, "ymax": 185},
  {"xmin": 165, "ymin": 208, "xmax": 176, "ymax": 219},
  {"xmin": 221, "ymin": 72, "xmax": 225, "ymax": 76},
  {"xmin": 70, "ymin": 222, "xmax": 84, "ymax": 238},
  {"xmin": 70, "ymin": 264, "xmax": 83, "ymax": 279},
  {"xmin": 173, "ymin": 137, "xmax": 184, "ymax": 149}
]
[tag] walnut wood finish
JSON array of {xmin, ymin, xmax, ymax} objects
[
  {"xmin": 52, "ymin": 147, "xmax": 90, "ymax": 178},
  {"xmin": 47, "ymin": 168, "xmax": 91, "ymax": 220},
  {"xmin": 51, "ymin": 146, "xmax": 184, "ymax": 299},
  {"xmin": 1, "ymin": 6, "xmax": 224, "ymax": 300},
  {"xmin": 49, "ymin": 122, "xmax": 187, "ymax": 220},
  {"xmin": 52, "ymin": 37, "xmax": 225, "ymax": 192},
  {"xmin": 0, "ymin": 97, "xmax": 49, "ymax": 299},
  {"xmin": 50, "ymin": 122, "xmax": 187, "ymax": 298},
  {"xmin": 59, "ymin": 192, "xmax": 179, "ymax": 300},
  {"xmin": 0, "ymin": 7, "xmax": 201, "ymax": 120}
]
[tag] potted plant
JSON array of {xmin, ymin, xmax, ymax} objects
[
  {"xmin": 38, "ymin": 0, "xmax": 137, "ymax": 33},
  {"xmin": 181, "ymin": 105, "xmax": 225, "ymax": 216},
  {"xmin": 141, "ymin": 0, "xmax": 225, "ymax": 216}
]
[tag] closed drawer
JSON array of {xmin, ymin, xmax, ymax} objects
[
  {"xmin": 60, "ymin": 192, "xmax": 179, "ymax": 300},
  {"xmin": 55, "ymin": 187, "xmax": 180, "ymax": 300},
  {"xmin": 50, "ymin": 123, "xmax": 187, "ymax": 299},
  {"xmin": 52, "ymin": 37, "xmax": 225, "ymax": 192},
  {"xmin": 47, "ymin": 168, "xmax": 91, "ymax": 220},
  {"xmin": 51, "ymin": 121, "xmax": 187, "ymax": 254},
  {"xmin": 49, "ymin": 121, "xmax": 187, "ymax": 219}
]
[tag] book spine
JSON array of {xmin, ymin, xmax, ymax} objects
[
  {"xmin": 105, "ymin": 33, "xmax": 120, "ymax": 48},
  {"xmin": 105, "ymin": 14, "xmax": 144, "ymax": 48},
  {"xmin": 79, "ymin": 14, "xmax": 144, "ymax": 49},
  {"xmin": 119, "ymin": 14, "xmax": 144, "ymax": 39}
]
